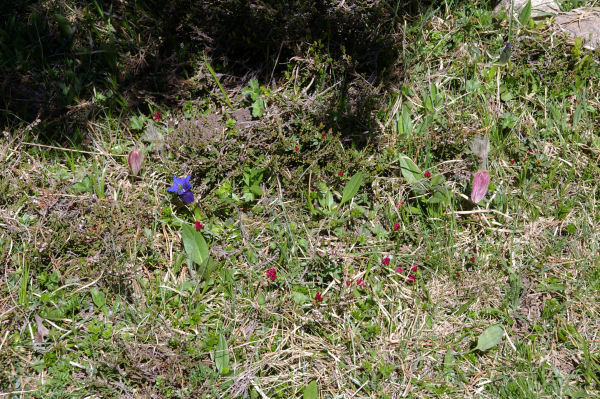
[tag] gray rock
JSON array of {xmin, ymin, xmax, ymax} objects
[
  {"xmin": 494, "ymin": 0, "xmax": 560, "ymax": 19},
  {"xmin": 554, "ymin": 8, "xmax": 600, "ymax": 51}
]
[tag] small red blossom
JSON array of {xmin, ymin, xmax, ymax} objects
[
  {"xmin": 456, "ymin": 271, "xmax": 461, "ymax": 277},
  {"xmin": 470, "ymin": 256, "xmax": 475, "ymax": 263},
  {"xmin": 195, "ymin": 221, "xmax": 205, "ymax": 231},
  {"xmin": 395, "ymin": 266, "xmax": 403, "ymax": 274},
  {"xmin": 410, "ymin": 264, "xmax": 417, "ymax": 272},
  {"xmin": 152, "ymin": 111, "xmax": 162, "ymax": 121},
  {"xmin": 266, "ymin": 268, "xmax": 277, "ymax": 281},
  {"xmin": 424, "ymin": 171, "xmax": 431, "ymax": 178},
  {"xmin": 346, "ymin": 280, "xmax": 351, "ymax": 286},
  {"xmin": 295, "ymin": 144, "xmax": 299, "ymax": 152},
  {"xmin": 315, "ymin": 291, "xmax": 324, "ymax": 302},
  {"xmin": 338, "ymin": 171, "xmax": 344, "ymax": 177},
  {"xmin": 524, "ymin": 157, "xmax": 528, "ymax": 162},
  {"xmin": 524, "ymin": 122, "xmax": 530, "ymax": 126},
  {"xmin": 356, "ymin": 279, "xmax": 366, "ymax": 288},
  {"xmin": 382, "ymin": 257, "xmax": 390, "ymax": 266},
  {"xmin": 321, "ymin": 132, "xmax": 327, "ymax": 139},
  {"xmin": 510, "ymin": 159, "xmax": 515, "ymax": 164},
  {"xmin": 396, "ymin": 201, "xmax": 404, "ymax": 208},
  {"xmin": 408, "ymin": 274, "xmax": 416, "ymax": 282},
  {"xmin": 393, "ymin": 222, "xmax": 400, "ymax": 231}
]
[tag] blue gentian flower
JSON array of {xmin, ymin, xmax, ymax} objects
[{"xmin": 167, "ymin": 175, "xmax": 194, "ymax": 203}]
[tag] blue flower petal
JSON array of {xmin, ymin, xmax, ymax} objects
[
  {"xmin": 181, "ymin": 175, "xmax": 193, "ymax": 191},
  {"xmin": 180, "ymin": 190, "xmax": 194, "ymax": 204},
  {"xmin": 167, "ymin": 175, "xmax": 193, "ymax": 195}
]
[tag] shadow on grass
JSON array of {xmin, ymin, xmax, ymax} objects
[{"xmin": 1, "ymin": 0, "xmax": 447, "ymax": 142}]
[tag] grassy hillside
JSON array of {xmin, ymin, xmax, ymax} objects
[{"xmin": 1, "ymin": 1, "xmax": 600, "ymax": 397}]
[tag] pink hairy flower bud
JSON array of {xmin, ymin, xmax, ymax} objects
[
  {"xmin": 470, "ymin": 170, "xmax": 490, "ymax": 203},
  {"xmin": 128, "ymin": 149, "xmax": 144, "ymax": 176}
]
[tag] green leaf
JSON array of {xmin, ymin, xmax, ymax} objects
[
  {"xmin": 474, "ymin": 325, "xmax": 504, "ymax": 352},
  {"xmin": 303, "ymin": 380, "xmax": 318, "ymax": 399},
  {"xmin": 398, "ymin": 155, "xmax": 422, "ymax": 184},
  {"xmin": 129, "ymin": 115, "xmax": 145, "ymax": 130},
  {"xmin": 257, "ymin": 292, "xmax": 266, "ymax": 306},
  {"xmin": 443, "ymin": 350, "xmax": 456, "ymax": 382},
  {"xmin": 90, "ymin": 288, "xmax": 106, "ymax": 309},
  {"xmin": 215, "ymin": 333, "xmax": 230, "ymax": 375},
  {"xmin": 181, "ymin": 224, "xmax": 209, "ymax": 266},
  {"xmin": 72, "ymin": 175, "xmax": 93, "ymax": 193},
  {"xmin": 249, "ymin": 183, "xmax": 263, "ymax": 196},
  {"xmin": 339, "ymin": 171, "xmax": 364, "ymax": 208},
  {"xmin": 193, "ymin": 207, "xmax": 203, "ymax": 221},
  {"xmin": 291, "ymin": 290, "xmax": 309, "ymax": 305},
  {"xmin": 519, "ymin": 0, "xmax": 531, "ymax": 25},
  {"xmin": 500, "ymin": 90, "xmax": 514, "ymax": 102}
]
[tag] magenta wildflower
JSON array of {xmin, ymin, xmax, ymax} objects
[
  {"xmin": 382, "ymin": 257, "xmax": 390, "ymax": 266},
  {"xmin": 356, "ymin": 279, "xmax": 366, "ymax": 288},
  {"xmin": 338, "ymin": 171, "xmax": 344, "ymax": 177},
  {"xmin": 424, "ymin": 171, "xmax": 431, "ymax": 178},
  {"xmin": 395, "ymin": 266, "xmax": 403, "ymax": 274},
  {"xmin": 315, "ymin": 291, "xmax": 323, "ymax": 302},
  {"xmin": 346, "ymin": 280, "xmax": 351, "ymax": 286},
  {"xmin": 195, "ymin": 221, "xmax": 204, "ymax": 231},
  {"xmin": 408, "ymin": 274, "xmax": 416, "ymax": 283},
  {"xmin": 470, "ymin": 256, "xmax": 475, "ymax": 263},
  {"xmin": 470, "ymin": 170, "xmax": 490, "ymax": 203},
  {"xmin": 294, "ymin": 144, "xmax": 299, "ymax": 152},
  {"xmin": 153, "ymin": 111, "xmax": 162, "ymax": 121},
  {"xmin": 127, "ymin": 148, "xmax": 144, "ymax": 176},
  {"xmin": 410, "ymin": 264, "xmax": 417, "ymax": 272},
  {"xmin": 393, "ymin": 222, "xmax": 400, "ymax": 231},
  {"xmin": 266, "ymin": 268, "xmax": 277, "ymax": 281}
]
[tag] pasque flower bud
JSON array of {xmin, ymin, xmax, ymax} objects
[
  {"xmin": 470, "ymin": 170, "xmax": 490, "ymax": 203},
  {"xmin": 128, "ymin": 148, "xmax": 144, "ymax": 176}
]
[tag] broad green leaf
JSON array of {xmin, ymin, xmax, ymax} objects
[
  {"xmin": 443, "ymin": 350, "xmax": 455, "ymax": 382},
  {"xmin": 303, "ymin": 380, "xmax": 318, "ymax": 399},
  {"xmin": 215, "ymin": 333, "xmax": 229, "ymax": 375},
  {"xmin": 257, "ymin": 292, "xmax": 266, "ymax": 306},
  {"xmin": 73, "ymin": 175, "xmax": 93, "ymax": 193},
  {"xmin": 339, "ymin": 171, "xmax": 364, "ymax": 208},
  {"xmin": 90, "ymin": 288, "xmax": 105, "ymax": 308},
  {"xmin": 398, "ymin": 155, "xmax": 422, "ymax": 184},
  {"xmin": 291, "ymin": 290, "xmax": 309, "ymax": 305},
  {"xmin": 181, "ymin": 224, "xmax": 209, "ymax": 266},
  {"xmin": 193, "ymin": 207, "xmax": 202, "ymax": 221},
  {"xmin": 474, "ymin": 324, "xmax": 504, "ymax": 352},
  {"xmin": 129, "ymin": 115, "xmax": 145, "ymax": 130},
  {"xmin": 519, "ymin": 0, "xmax": 531, "ymax": 25}
]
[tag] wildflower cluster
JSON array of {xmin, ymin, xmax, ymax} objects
[
  {"xmin": 266, "ymin": 268, "xmax": 277, "ymax": 281},
  {"xmin": 394, "ymin": 262, "xmax": 418, "ymax": 283}
]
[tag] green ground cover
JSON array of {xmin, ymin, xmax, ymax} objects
[{"xmin": 1, "ymin": 1, "xmax": 600, "ymax": 397}]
